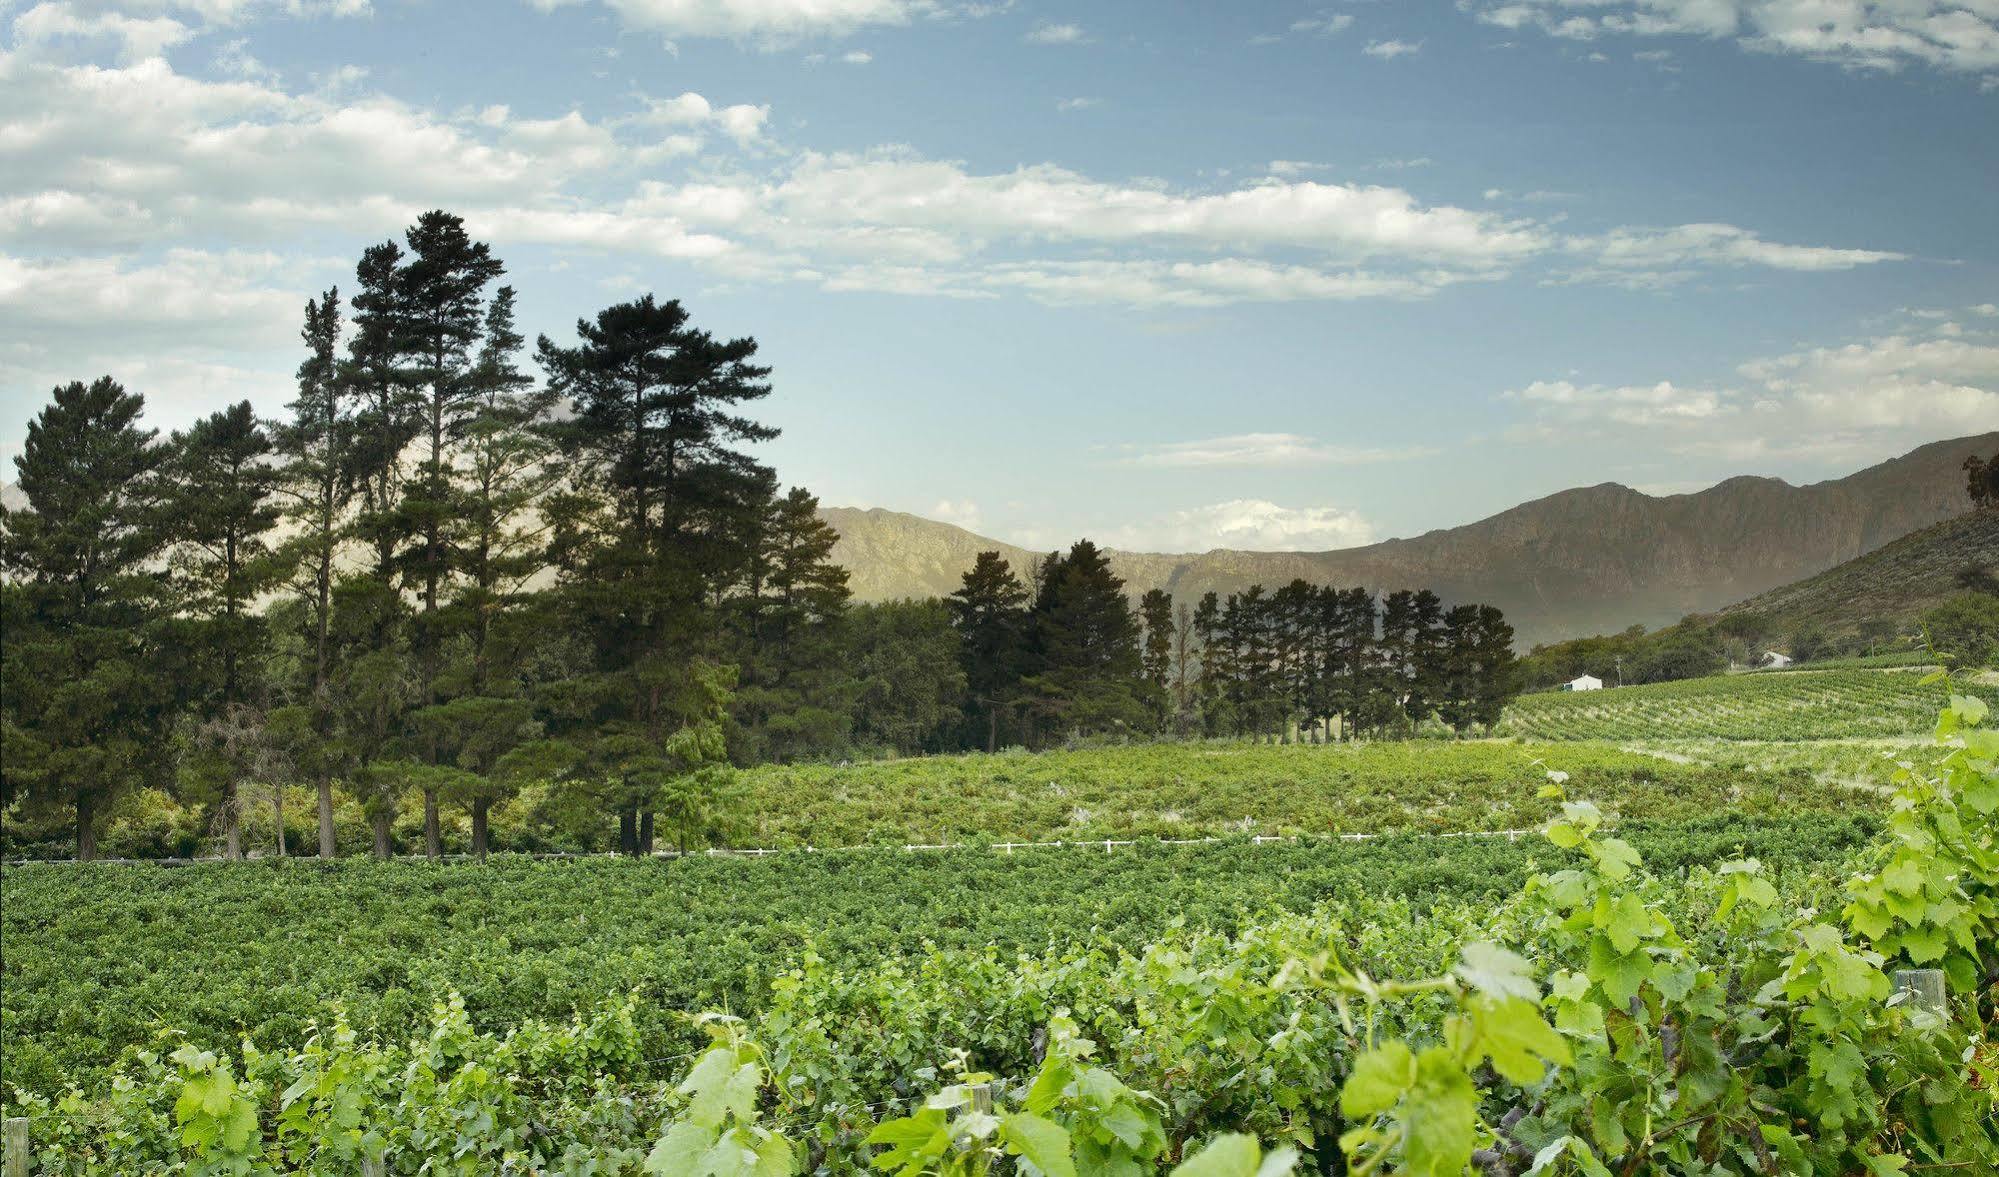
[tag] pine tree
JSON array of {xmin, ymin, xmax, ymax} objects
[
  {"xmin": 847, "ymin": 599, "xmax": 966, "ymax": 755},
  {"xmin": 1138, "ymin": 588, "xmax": 1174, "ymax": 730},
  {"xmin": 1020, "ymin": 540, "xmax": 1148, "ymax": 742},
  {"xmin": 399, "ymin": 212, "xmax": 506, "ymax": 858},
  {"xmin": 1, "ymin": 378, "xmax": 174, "ymax": 859},
  {"xmin": 412, "ymin": 284, "xmax": 561, "ymax": 858},
  {"xmin": 341, "ymin": 239, "xmax": 424, "ymax": 857},
  {"xmin": 732, "ymin": 482, "xmax": 852, "ymax": 761},
  {"xmin": 949, "ymin": 551, "xmax": 1031, "ymax": 752},
  {"xmin": 539, "ymin": 294, "xmax": 776, "ymax": 851},
  {"xmin": 270, "ymin": 288, "xmax": 352, "ymax": 857},
  {"xmin": 164, "ymin": 401, "xmax": 285, "ymax": 857}
]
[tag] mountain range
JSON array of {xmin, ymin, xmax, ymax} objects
[{"xmin": 822, "ymin": 432, "xmax": 1998, "ymax": 648}]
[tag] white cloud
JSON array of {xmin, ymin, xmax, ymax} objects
[
  {"xmin": 1465, "ymin": 1, "xmax": 1999, "ymax": 81},
  {"xmin": 1055, "ymin": 96, "xmax": 1098, "ymax": 111},
  {"xmin": 928, "ymin": 498, "xmax": 983, "ymax": 530},
  {"xmin": 1503, "ymin": 329, "xmax": 1999, "ymax": 464},
  {"xmin": 1364, "ymin": 39, "xmax": 1422, "ymax": 59},
  {"xmin": 1116, "ymin": 500, "xmax": 1377, "ymax": 552},
  {"xmin": 0, "ymin": 47, "xmax": 1920, "ymax": 325},
  {"xmin": 1025, "ymin": 21, "xmax": 1086, "ymax": 44},
  {"xmin": 1289, "ymin": 11, "xmax": 1354, "ymax": 37},
  {"xmin": 1577, "ymin": 223, "xmax": 1904, "ymax": 273},
  {"xmin": 841, "ymin": 48, "xmax": 872, "ymax": 63},
  {"xmin": 530, "ymin": 0, "xmax": 935, "ymax": 43},
  {"xmin": 1122, "ymin": 432, "xmax": 1439, "ymax": 468},
  {"xmin": 11, "ymin": 2, "xmax": 192, "ymax": 64},
  {"xmin": 1506, "ymin": 379, "xmax": 1733, "ymax": 426}
]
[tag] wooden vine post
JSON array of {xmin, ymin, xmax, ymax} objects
[
  {"xmin": 3, "ymin": 1117, "xmax": 27, "ymax": 1177},
  {"xmin": 1891, "ymin": 968, "xmax": 1946, "ymax": 1017}
]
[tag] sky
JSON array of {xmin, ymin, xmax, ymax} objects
[{"xmin": 2, "ymin": 0, "xmax": 1997, "ymax": 553}]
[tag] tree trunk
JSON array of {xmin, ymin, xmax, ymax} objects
[
  {"xmin": 619, "ymin": 808, "xmax": 637, "ymax": 856},
  {"xmin": 987, "ymin": 708, "xmax": 998, "ymax": 754},
  {"xmin": 76, "ymin": 793, "xmax": 96, "ymax": 862},
  {"xmin": 371, "ymin": 810, "xmax": 392, "ymax": 859},
  {"xmin": 423, "ymin": 788, "xmax": 441, "ymax": 860},
  {"xmin": 317, "ymin": 775, "xmax": 337, "ymax": 858},
  {"xmin": 274, "ymin": 786, "xmax": 287, "ymax": 858},
  {"xmin": 639, "ymin": 810, "xmax": 655, "ymax": 856},
  {"xmin": 472, "ymin": 796, "xmax": 490, "ymax": 862},
  {"xmin": 223, "ymin": 779, "xmax": 242, "ymax": 860}
]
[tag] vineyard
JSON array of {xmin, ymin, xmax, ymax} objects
[
  {"xmin": 726, "ymin": 739, "xmax": 1860, "ymax": 848},
  {"xmin": 1498, "ymin": 666, "xmax": 1993, "ymax": 741},
  {"xmin": 1, "ymin": 697, "xmax": 1993, "ymax": 1174}
]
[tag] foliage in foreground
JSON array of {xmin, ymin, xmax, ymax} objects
[
  {"xmin": 1, "ymin": 813, "xmax": 1870, "ymax": 1097},
  {"xmin": 5, "ymin": 700, "xmax": 1995, "ymax": 1174}
]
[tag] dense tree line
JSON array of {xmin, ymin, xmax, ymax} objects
[
  {"xmin": 934, "ymin": 549, "xmax": 1519, "ymax": 750},
  {"xmin": 1, "ymin": 210, "xmax": 1522, "ymax": 861},
  {"xmin": 2, "ymin": 212, "xmax": 850, "ymax": 860}
]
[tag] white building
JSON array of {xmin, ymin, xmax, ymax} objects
[
  {"xmin": 1562, "ymin": 674, "xmax": 1604, "ymax": 692},
  {"xmin": 1759, "ymin": 651, "xmax": 1793, "ymax": 669}
]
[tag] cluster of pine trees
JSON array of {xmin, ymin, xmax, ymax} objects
[
  {"xmin": 1, "ymin": 209, "xmax": 1523, "ymax": 861},
  {"xmin": 940, "ymin": 553, "xmax": 1518, "ymax": 751},
  {"xmin": 2, "ymin": 212, "xmax": 850, "ymax": 860}
]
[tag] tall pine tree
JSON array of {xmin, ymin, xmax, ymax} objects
[
  {"xmin": 1, "ymin": 379, "xmax": 174, "ymax": 859},
  {"xmin": 164, "ymin": 401, "xmax": 284, "ymax": 857}
]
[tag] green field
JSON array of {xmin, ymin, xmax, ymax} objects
[
  {"xmin": 1498, "ymin": 666, "xmax": 1988, "ymax": 741},
  {"xmin": 729, "ymin": 737, "xmax": 1861, "ymax": 846},
  {"xmin": 3, "ymin": 673, "xmax": 1993, "ymax": 1174}
]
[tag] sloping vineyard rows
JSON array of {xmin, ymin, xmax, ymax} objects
[
  {"xmin": 1499, "ymin": 668, "xmax": 1999, "ymax": 741},
  {"xmin": 4, "ymin": 699, "xmax": 1994, "ymax": 1175}
]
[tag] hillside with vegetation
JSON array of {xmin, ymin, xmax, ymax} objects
[
  {"xmin": 1717, "ymin": 509, "xmax": 1999, "ymax": 644},
  {"xmin": 826, "ymin": 433, "xmax": 1995, "ymax": 647}
]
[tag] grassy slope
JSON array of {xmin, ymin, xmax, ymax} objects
[{"xmin": 1716, "ymin": 510, "xmax": 1999, "ymax": 640}]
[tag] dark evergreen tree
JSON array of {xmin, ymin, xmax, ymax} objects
[
  {"xmin": 1019, "ymin": 540, "xmax": 1148, "ymax": 742},
  {"xmin": 399, "ymin": 211, "xmax": 506, "ymax": 858},
  {"xmin": 948, "ymin": 551, "xmax": 1031, "ymax": 752},
  {"xmin": 1138, "ymin": 588, "xmax": 1174, "ymax": 730},
  {"xmin": 413, "ymin": 283, "xmax": 561, "ymax": 858},
  {"xmin": 270, "ymin": 288, "xmax": 352, "ymax": 857},
  {"xmin": 539, "ymin": 294, "xmax": 775, "ymax": 852},
  {"xmin": 0, "ymin": 379, "xmax": 174, "ymax": 859},
  {"xmin": 731, "ymin": 482, "xmax": 852, "ymax": 762},
  {"xmin": 164, "ymin": 401, "xmax": 285, "ymax": 857}
]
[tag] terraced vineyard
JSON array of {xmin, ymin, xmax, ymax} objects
[{"xmin": 1499, "ymin": 666, "xmax": 1997, "ymax": 741}]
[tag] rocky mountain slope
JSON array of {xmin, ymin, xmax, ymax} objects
[
  {"xmin": 823, "ymin": 432, "xmax": 1998, "ymax": 648},
  {"xmin": 1716, "ymin": 509, "xmax": 1999, "ymax": 642}
]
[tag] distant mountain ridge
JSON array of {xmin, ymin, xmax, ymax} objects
[{"xmin": 822, "ymin": 433, "xmax": 1999, "ymax": 648}]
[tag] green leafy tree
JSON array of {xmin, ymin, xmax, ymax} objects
[
  {"xmin": 1923, "ymin": 591, "xmax": 1999, "ymax": 669},
  {"xmin": 847, "ymin": 599, "xmax": 966, "ymax": 756},
  {"xmin": 1, "ymin": 378, "xmax": 175, "ymax": 859}
]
